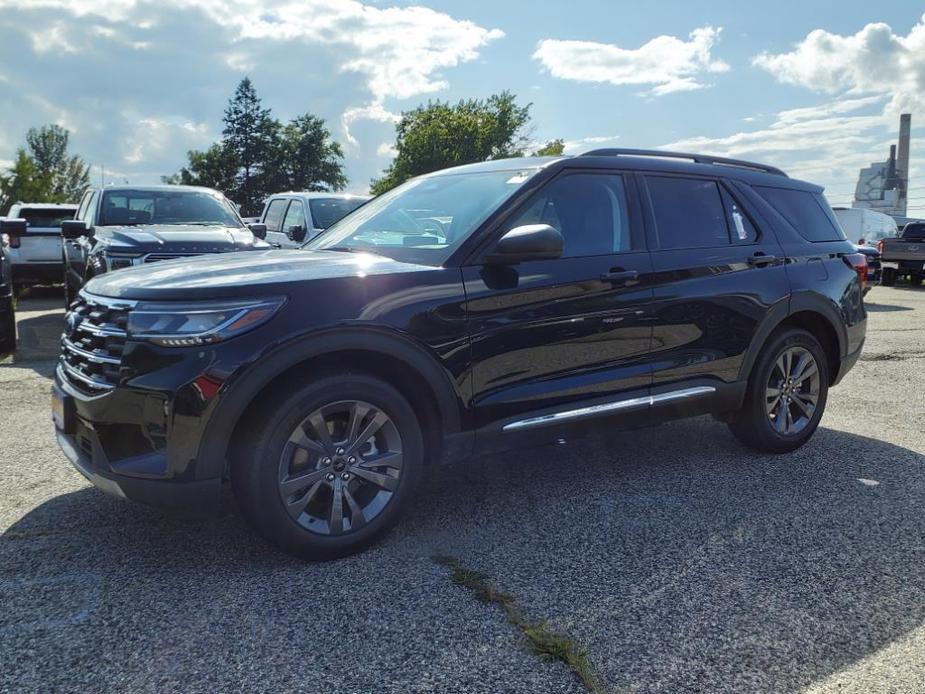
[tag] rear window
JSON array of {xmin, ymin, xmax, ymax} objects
[
  {"xmin": 754, "ymin": 186, "xmax": 845, "ymax": 242},
  {"xmin": 21, "ymin": 208, "xmax": 76, "ymax": 229},
  {"xmin": 902, "ymin": 223, "xmax": 925, "ymax": 239}
]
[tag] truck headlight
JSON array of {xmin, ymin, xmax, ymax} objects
[{"xmin": 127, "ymin": 297, "xmax": 285, "ymax": 347}]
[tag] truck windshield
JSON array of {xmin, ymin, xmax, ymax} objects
[
  {"xmin": 902, "ymin": 223, "xmax": 925, "ymax": 239},
  {"xmin": 305, "ymin": 169, "xmax": 539, "ymax": 266},
  {"xmin": 309, "ymin": 198, "xmax": 369, "ymax": 230},
  {"xmin": 99, "ymin": 190, "xmax": 242, "ymax": 228}
]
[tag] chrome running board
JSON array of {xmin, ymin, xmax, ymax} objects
[{"xmin": 502, "ymin": 386, "xmax": 716, "ymax": 432}]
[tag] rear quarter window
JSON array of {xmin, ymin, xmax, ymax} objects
[
  {"xmin": 753, "ymin": 186, "xmax": 845, "ymax": 242},
  {"xmin": 902, "ymin": 223, "xmax": 925, "ymax": 239}
]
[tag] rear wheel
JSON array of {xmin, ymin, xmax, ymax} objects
[
  {"xmin": 909, "ymin": 273, "xmax": 923, "ymax": 287},
  {"xmin": 232, "ymin": 373, "xmax": 424, "ymax": 560},
  {"xmin": 729, "ymin": 328, "xmax": 829, "ymax": 453},
  {"xmin": 881, "ymin": 268, "xmax": 896, "ymax": 287}
]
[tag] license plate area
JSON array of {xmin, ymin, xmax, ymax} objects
[{"xmin": 52, "ymin": 384, "xmax": 76, "ymax": 434}]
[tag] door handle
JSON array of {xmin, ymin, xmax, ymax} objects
[
  {"xmin": 600, "ymin": 269, "xmax": 639, "ymax": 282},
  {"xmin": 747, "ymin": 253, "xmax": 777, "ymax": 266}
]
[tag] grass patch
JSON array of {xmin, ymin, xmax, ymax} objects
[{"xmin": 433, "ymin": 555, "xmax": 609, "ymax": 694}]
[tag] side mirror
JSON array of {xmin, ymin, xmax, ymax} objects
[
  {"xmin": 61, "ymin": 220, "xmax": 91, "ymax": 239},
  {"xmin": 0, "ymin": 218, "xmax": 27, "ymax": 237},
  {"xmin": 485, "ymin": 224, "xmax": 563, "ymax": 264},
  {"xmin": 287, "ymin": 225, "xmax": 307, "ymax": 243},
  {"xmin": 248, "ymin": 223, "xmax": 267, "ymax": 240}
]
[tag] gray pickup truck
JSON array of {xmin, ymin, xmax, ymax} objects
[{"xmin": 880, "ymin": 221, "xmax": 925, "ymax": 286}]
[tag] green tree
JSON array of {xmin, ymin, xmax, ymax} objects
[
  {"xmin": 371, "ymin": 91, "xmax": 532, "ymax": 195},
  {"xmin": 168, "ymin": 79, "xmax": 347, "ymax": 215},
  {"xmin": 0, "ymin": 125, "xmax": 89, "ymax": 210},
  {"xmin": 532, "ymin": 139, "xmax": 565, "ymax": 156},
  {"xmin": 0, "ymin": 150, "xmax": 48, "ymax": 212}
]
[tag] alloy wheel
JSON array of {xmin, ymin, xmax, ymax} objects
[
  {"xmin": 765, "ymin": 346, "xmax": 820, "ymax": 436},
  {"xmin": 277, "ymin": 400, "xmax": 403, "ymax": 535}
]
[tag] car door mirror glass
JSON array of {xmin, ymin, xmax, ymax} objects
[
  {"xmin": 485, "ymin": 224, "xmax": 563, "ymax": 264},
  {"xmin": 60, "ymin": 220, "xmax": 91, "ymax": 239}
]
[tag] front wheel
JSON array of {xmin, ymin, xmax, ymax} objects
[
  {"xmin": 729, "ymin": 328, "xmax": 829, "ymax": 453},
  {"xmin": 232, "ymin": 373, "xmax": 424, "ymax": 560}
]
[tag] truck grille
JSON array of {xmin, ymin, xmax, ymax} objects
[
  {"xmin": 143, "ymin": 252, "xmax": 205, "ymax": 264},
  {"xmin": 60, "ymin": 293, "xmax": 136, "ymax": 393}
]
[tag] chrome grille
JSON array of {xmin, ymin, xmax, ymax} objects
[
  {"xmin": 60, "ymin": 293, "xmax": 136, "ymax": 393},
  {"xmin": 143, "ymin": 252, "xmax": 205, "ymax": 264}
]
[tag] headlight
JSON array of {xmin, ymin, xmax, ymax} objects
[
  {"xmin": 127, "ymin": 297, "xmax": 285, "ymax": 347},
  {"xmin": 108, "ymin": 255, "xmax": 140, "ymax": 270}
]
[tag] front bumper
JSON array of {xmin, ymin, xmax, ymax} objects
[{"xmin": 882, "ymin": 259, "xmax": 925, "ymax": 272}]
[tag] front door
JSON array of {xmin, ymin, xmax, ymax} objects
[{"xmin": 463, "ymin": 171, "xmax": 654, "ymax": 433}]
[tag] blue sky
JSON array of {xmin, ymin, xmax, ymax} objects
[{"xmin": 0, "ymin": 0, "xmax": 923, "ymax": 211}]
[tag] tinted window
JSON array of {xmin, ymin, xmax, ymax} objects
[
  {"xmin": 309, "ymin": 198, "xmax": 368, "ymax": 229},
  {"xmin": 282, "ymin": 200, "xmax": 305, "ymax": 231},
  {"xmin": 507, "ymin": 173, "xmax": 632, "ymax": 257},
  {"xmin": 754, "ymin": 186, "xmax": 844, "ymax": 242},
  {"xmin": 902, "ymin": 223, "xmax": 925, "ymax": 239},
  {"xmin": 647, "ymin": 176, "xmax": 729, "ymax": 249},
  {"xmin": 21, "ymin": 208, "xmax": 76, "ymax": 228},
  {"xmin": 264, "ymin": 198, "xmax": 289, "ymax": 232}
]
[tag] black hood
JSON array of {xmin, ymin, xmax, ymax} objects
[
  {"xmin": 84, "ymin": 248, "xmax": 439, "ymax": 300},
  {"xmin": 94, "ymin": 224, "xmax": 264, "ymax": 254}
]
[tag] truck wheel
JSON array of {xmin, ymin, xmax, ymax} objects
[
  {"xmin": 909, "ymin": 273, "xmax": 923, "ymax": 287},
  {"xmin": 0, "ymin": 298, "xmax": 15, "ymax": 354},
  {"xmin": 729, "ymin": 328, "xmax": 829, "ymax": 454},
  {"xmin": 881, "ymin": 268, "xmax": 896, "ymax": 287},
  {"xmin": 232, "ymin": 373, "xmax": 424, "ymax": 560}
]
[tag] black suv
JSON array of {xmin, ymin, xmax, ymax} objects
[
  {"xmin": 62, "ymin": 185, "xmax": 269, "ymax": 305},
  {"xmin": 53, "ymin": 150, "xmax": 868, "ymax": 558}
]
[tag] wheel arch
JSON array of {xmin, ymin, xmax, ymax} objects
[{"xmin": 195, "ymin": 327, "xmax": 466, "ymax": 480}]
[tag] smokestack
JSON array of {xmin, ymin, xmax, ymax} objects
[{"xmin": 897, "ymin": 113, "xmax": 911, "ymax": 216}]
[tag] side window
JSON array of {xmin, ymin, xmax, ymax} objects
[
  {"xmin": 263, "ymin": 199, "xmax": 289, "ymax": 232},
  {"xmin": 505, "ymin": 173, "xmax": 633, "ymax": 257},
  {"xmin": 753, "ymin": 186, "xmax": 845, "ymax": 242},
  {"xmin": 282, "ymin": 200, "xmax": 306, "ymax": 231},
  {"xmin": 720, "ymin": 187, "xmax": 758, "ymax": 244},
  {"xmin": 81, "ymin": 191, "xmax": 99, "ymax": 224},
  {"xmin": 75, "ymin": 192, "xmax": 91, "ymax": 221},
  {"xmin": 646, "ymin": 176, "xmax": 729, "ymax": 249}
]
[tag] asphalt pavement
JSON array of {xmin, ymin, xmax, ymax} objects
[{"xmin": 2, "ymin": 284, "xmax": 924, "ymax": 693}]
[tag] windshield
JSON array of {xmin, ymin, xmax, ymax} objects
[
  {"xmin": 305, "ymin": 169, "xmax": 540, "ymax": 265},
  {"xmin": 309, "ymin": 198, "xmax": 369, "ymax": 230},
  {"xmin": 99, "ymin": 189, "xmax": 242, "ymax": 227}
]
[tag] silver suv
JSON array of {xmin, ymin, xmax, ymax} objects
[{"xmin": 2, "ymin": 202, "xmax": 78, "ymax": 290}]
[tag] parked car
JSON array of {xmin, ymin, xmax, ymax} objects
[
  {"xmin": 833, "ymin": 207, "xmax": 898, "ymax": 247},
  {"xmin": 62, "ymin": 185, "xmax": 270, "ymax": 305},
  {"xmin": 0, "ymin": 232, "xmax": 14, "ymax": 353},
  {"xmin": 0, "ymin": 202, "xmax": 78, "ymax": 291},
  {"xmin": 258, "ymin": 192, "xmax": 370, "ymax": 248},
  {"xmin": 53, "ymin": 150, "xmax": 867, "ymax": 559},
  {"xmin": 853, "ymin": 244, "xmax": 880, "ymax": 291},
  {"xmin": 879, "ymin": 221, "xmax": 925, "ymax": 286}
]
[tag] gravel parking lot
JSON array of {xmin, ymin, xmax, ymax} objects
[{"xmin": 2, "ymin": 285, "xmax": 924, "ymax": 693}]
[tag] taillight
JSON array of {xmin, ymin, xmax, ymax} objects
[
  {"xmin": 3, "ymin": 232, "xmax": 19, "ymax": 249},
  {"xmin": 844, "ymin": 253, "xmax": 868, "ymax": 293},
  {"xmin": 876, "ymin": 239, "xmax": 885, "ymax": 254}
]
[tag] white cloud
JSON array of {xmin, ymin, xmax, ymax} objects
[
  {"xmin": 753, "ymin": 14, "xmax": 925, "ymax": 114},
  {"xmin": 376, "ymin": 141, "xmax": 396, "ymax": 158},
  {"xmin": 122, "ymin": 117, "xmax": 210, "ymax": 165},
  {"xmin": 561, "ymin": 134, "xmax": 621, "ymax": 154},
  {"xmin": 533, "ymin": 26, "xmax": 729, "ymax": 96}
]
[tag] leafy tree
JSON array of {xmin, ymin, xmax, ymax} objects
[
  {"xmin": 532, "ymin": 139, "xmax": 565, "ymax": 156},
  {"xmin": 371, "ymin": 91, "xmax": 532, "ymax": 195},
  {"xmin": 0, "ymin": 125, "xmax": 89, "ymax": 211},
  {"xmin": 168, "ymin": 78, "xmax": 346, "ymax": 215}
]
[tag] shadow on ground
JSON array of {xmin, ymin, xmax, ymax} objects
[{"xmin": 3, "ymin": 419, "xmax": 924, "ymax": 692}]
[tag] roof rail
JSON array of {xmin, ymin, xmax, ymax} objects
[{"xmin": 581, "ymin": 148, "xmax": 788, "ymax": 177}]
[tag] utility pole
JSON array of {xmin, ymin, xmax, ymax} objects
[{"xmin": 896, "ymin": 113, "xmax": 911, "ymax": 217}]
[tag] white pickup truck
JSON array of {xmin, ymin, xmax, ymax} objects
[
  {"xmin": 257, "ymin": 192, "xmax": 369, "ymax": 248},
  {"xmin": 1, "ymin": 202, "xmax": 78, "ymax": 290}
]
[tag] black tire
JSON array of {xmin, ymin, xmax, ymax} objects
[
  {"xmin": 232, "ymin": 373, "xmax": 424, "ymax": 560},
  {"xmin": 728, "ymin": 328, "xmax": 829, "ymax": 454},
  {"xmin": 0, "ymin": 298, "xmax": 15, "ymax": 354},
  {"xmin": 881, "ymin": 268, "xmax": 896, "ymax": 287},
  {"xmin": 909, "ymin": 274, "xmax": 923, "ymax": 287}
]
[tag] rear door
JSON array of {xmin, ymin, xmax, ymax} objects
[
  {"xmin": 463, "ymin": 170, "xmax": 655, "ymax": 433},
  {"xmin": 262, "ymin": 197, "xmax": 291, "ymax": 248},
  {"xmin": 65, "ymin": 191, "xmax": 97, "ymax": 286},
  {"xmin": 642, "ymin": 174, "xmax": 789, "ymax": 394}
]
